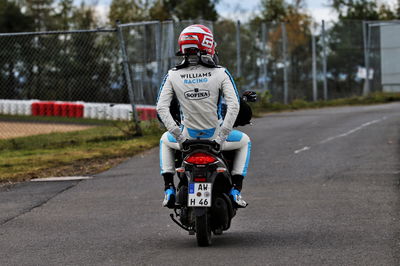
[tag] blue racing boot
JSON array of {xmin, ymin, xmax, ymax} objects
[
  {"xmin": 163, "ymin": 186, "xmax": 176, "ymax": 208},
  {"xmin": 230, "ymin": 188, "xmax": 248, "ymax": 208}
]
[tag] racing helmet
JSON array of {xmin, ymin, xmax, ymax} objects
[{"xmin": 178, "ymin": 24, "xmax": 216, "ymax": 56}]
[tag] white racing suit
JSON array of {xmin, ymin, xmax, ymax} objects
[{"xmin": 156, "ymin": 64, "xmax": 251, "ymax": 177}]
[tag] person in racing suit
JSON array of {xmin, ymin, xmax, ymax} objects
[{"xmin": 156, "ymin": 24, "xmax": 251, "ymax": 208}]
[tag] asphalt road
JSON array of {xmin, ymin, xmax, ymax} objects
[{"xmin": 1, "ymin": 103, "xmax": 400, "ymax": 265}]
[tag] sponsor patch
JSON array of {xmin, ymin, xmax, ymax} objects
[
  {"xmin": 184, "ymin": 88, "xmax": 210, "ymax": 100},
  {"xmin": 180, "ymin": 72, "xmax": 211, "ymax": 79},
  {"xmin": 184, "ymin": 78, "xmax": 208, "ymax": 84}
]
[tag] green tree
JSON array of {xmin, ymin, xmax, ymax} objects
[
  {"xmin": 398, "ymin": 0, "xmax": 400, "ymax": 18},
  {"xmin": 65, "ymin": 4, "xmax": 111, "ymax": 102},
  {"xmin": 0, "ymin": 0, "xmax": 34, "ymax": 99},
  {"xmin": 0, "ymin": 0, "xmax": 34, "ymax": 32},
  {"xmin": 24, "ymin": 0, "xmax": 56, "ymax": 31},
  {"xmin": 168, "ymin": 0, "xmax": 219, "ymax": 21},
  {"xmin": 260, "ymin": 0, "xmax": 287, "ymax": 21},
  {"xmin": 249, "ymin": 0, "xmax": 313, "ymax": 100},
  {"xmin": 54, "ymin": 0, "xmax": 74, "ymax": 30},
  {"xmin": 109, "ymin": 0, "xmax": 219, "ymax": 23},
  {"xmin": 108, "ymin": 0, "xmax": 147, "ymax": 24},
  {"xmin": 214, "ymin": 19, "xmax": 237, "ymax": 72},
  {"xmin": 149, "ymin": 0, "xmax": 171, "ymax": 21}
]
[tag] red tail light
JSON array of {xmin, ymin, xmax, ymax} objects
[{"xmin": 185, "ymin": 152, "xmax": 217, "ymax": 164}]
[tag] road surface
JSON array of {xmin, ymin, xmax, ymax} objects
[{"xmin": 1, "ymin": 103, "xmax": 400, "ymax": 265}]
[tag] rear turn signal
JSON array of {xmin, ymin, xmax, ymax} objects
[
  {"xmin": 176, "ymin": 167, "xmax": 185, "ymax": 173},
  {"xmin": 216, "ymin": 167, "xmax": 226, "ymax": 173},
  {"xmin": 185, "ymin": 152, "xmax": 217, "ymax": 164}
]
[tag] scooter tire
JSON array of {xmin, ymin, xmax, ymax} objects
[{"xmin": 195, "ymin": 212, "xmax": 212, "ymax": 246}]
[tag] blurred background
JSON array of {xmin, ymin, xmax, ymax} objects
[{"xmin": 0, "ymin": 0, "xmax": 400, "ymax": 137}]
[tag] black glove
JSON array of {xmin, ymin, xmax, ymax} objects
[
  {"xmin": 242, "ymin": 91, "xmax": 257, "ymax": 102},
  {"xmin": 212, "ymin": 140, "xmax": 222, "ymax": 152}
]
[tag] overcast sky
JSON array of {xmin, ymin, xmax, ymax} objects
[
  {"xmin": 83, "ymin": 0, "xmax": 398, "ymax": 23},
  {"xmin": 216, "ymin": 0, "xmax": 335, "ymax": 22}
]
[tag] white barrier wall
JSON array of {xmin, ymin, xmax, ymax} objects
[
  {"xmin": 0, "ymin": 99, "xmax": 156, "ymax": 121},
  {"xmin": 0, "ymin": 100, "xmax": 36, "ymax": 116}
]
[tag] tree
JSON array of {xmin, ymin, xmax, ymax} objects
[
  {"xmin": 0, "ymin": 0, "xmax": 34, "ymax": 32},
  {"xmin": 214, "ymin": 19, "xmax": 237, "ymax": 73},
  {"xmin": 108, "ymin": 0, "xmax": 147, "ymax": 24},
  {"xmin": 24, "ymin": 0, "xmax": 56, "ymax": 31},
  {"xmin": 378, "ymin": 4, "xmax": 396, "ymax": 20},
  {"xmin": 260, "ymin": 0, "xmax": 287, "ymax": 21},
  {"xmin": 109, "ymin": 0, "xmax": 219, "ymax": 23},
  {"xmin": 54, "ymin": 0, "xmax": 74, "ymax": 30},
  {"xmin": 248, "ymin": 0, "xmax": 313, "ymax": 100},
  {"xmin": 398, "ymin": 0, "xmax": 400, "ymax": 18},
  {"xmin": 60, "ymin": 4, "xmax": 113, "ymax": 102},
  {"xmin": 149, "ymin": 0, "xmax": 171, "ymax": 21},
  {"xmin": 0, "ymin": 0, "xmax": 34, "ymax": 99},
  {"xmin": 330, "ymin": 0, "xmax": 397, "ymax": 20},
  {"xmin": 169, "ymin": 0, "xmax": 219, "ymax": 21}
]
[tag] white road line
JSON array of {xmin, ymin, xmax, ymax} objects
[
  {"xmin": 294, "ymin": 146, "xmax": 311, "ymax": 154},
  {"xmin": 293, "ymin": 116, "xmax": 387, "ymax": 154},
  {"xmin": 319, "ymin": 116, "xmax": 387, "ymax": 144},
  {"xmin": 31, "ymin": 176, "xmax": 92, "ymax": 182}
]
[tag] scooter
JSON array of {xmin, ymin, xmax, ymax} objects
[{"xmin": 170, "ymin": 139, "xmax": 238, "ymax": 246}]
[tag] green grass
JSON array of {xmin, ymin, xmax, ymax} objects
[
  {"xmin": 3, "ymin": 92, "xmax": 400, "ymax": 184},
  {"xmin": 0, "ymin": 121, "xmax": 163, "ymax": 183},
  {"xmin": 250, "ymin": 92, "xmax": 400, "ymax": 116},
  {"xmin": 0, "ymin": 114, "xmax": 114, "ymax": 125}
]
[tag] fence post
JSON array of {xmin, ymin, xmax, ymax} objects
[
  {"xmin": 312, "ymin": 33, "xmax": 318, "ymax": 101},
  {"xmin": 236, "ymin": 20, "xmax": 241, "ymax": 78},
  {"xmin": 321, "ymin": 20, "xmax": 328, "ymax": 100},
  {"xmin": 156, "ymin": 22, "xmax": 162, "ymax": 84},
  {"xmin": 261, "ymin": 22, "xmax": 268, "ymax": 91},
  {"xmin": 281, "ymin": 22, "xmax": 288, "ymax": 105},
  {"xmin": 363, "ymin": 21, "xmax": 370, "ymax": 96},
  {"xmin": 140, "ymin": 25, "xmax": 148, "ymax": 102},
  {"xmin": 169, "ymin": 21, "xmax": 175, "ymax": 68},
  {"xmin": 116, "ymin": 23, "xmax": 142, "ymax": 136}
]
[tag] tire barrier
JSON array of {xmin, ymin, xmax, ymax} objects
[
  {"xmin": 1, "ymin": 100, "xmax": 36, "ymax": 116},
  {"xmin": 0, "ymin": 99, "xmax": 157, "ymax": 121}
]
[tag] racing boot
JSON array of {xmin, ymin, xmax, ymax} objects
[
  {"xmin": 163, "ymin": 186, "xmax": 176, "ymax": 208},
  {"xmin": 230, "ymin": 175, "xmax": 248, "ymax": 208},
  {"xmin": 230, "ymin": 188, "xmax": 248, "ymax": 208},
  {"xmin": 162, "ymin": 173, "xmax": 176, "ymax": 208}
]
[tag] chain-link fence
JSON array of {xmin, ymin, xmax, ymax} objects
[
  {"xmin": 0, "ymin": 29, "xmax": 124, "ymax": 102},
  {"xmin": 117, "ymin": 19, "xmax": 213, "ymax": 105},
  {"xmin": 0, "ymin": 19, "xmax": 398, "ymax": 139}
]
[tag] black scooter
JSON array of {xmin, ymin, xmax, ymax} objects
[
  {"xmin": 167, "ymin": 90, "xmax": 256, "ymax": 246},
  {"xmin": 170, "ymin": 140, "xmax": 237, "ymax": 246}
]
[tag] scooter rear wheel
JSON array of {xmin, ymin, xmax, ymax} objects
[{"xmin": 195, "ymin": 212, "xmax": 212, "ymax": 246}]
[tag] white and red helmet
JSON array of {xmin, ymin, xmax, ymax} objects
[{"xmin": 178, "ymin": 24, "xmax": 216, "ymax": 56}]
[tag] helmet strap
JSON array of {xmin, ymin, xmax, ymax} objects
[{"xmin": 175, "ymin": 51, "xmax": 217, "ymax": 69}]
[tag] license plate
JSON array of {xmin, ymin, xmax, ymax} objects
[{"xmin": 188, "ymin": 183, "xmax": 212, "ymax": 207}]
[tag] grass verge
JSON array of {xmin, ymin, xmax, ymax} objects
[
  {"xmin": 0, "ymin": 114, "xmax": 114, "ymax": 125},
  {"xmin": 0, "ymin": 121, "xmax": 163, "ymax": 184},
  {"xmin": 2, "ymin": 92, "xmax": 400, "ymax": 184}
]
